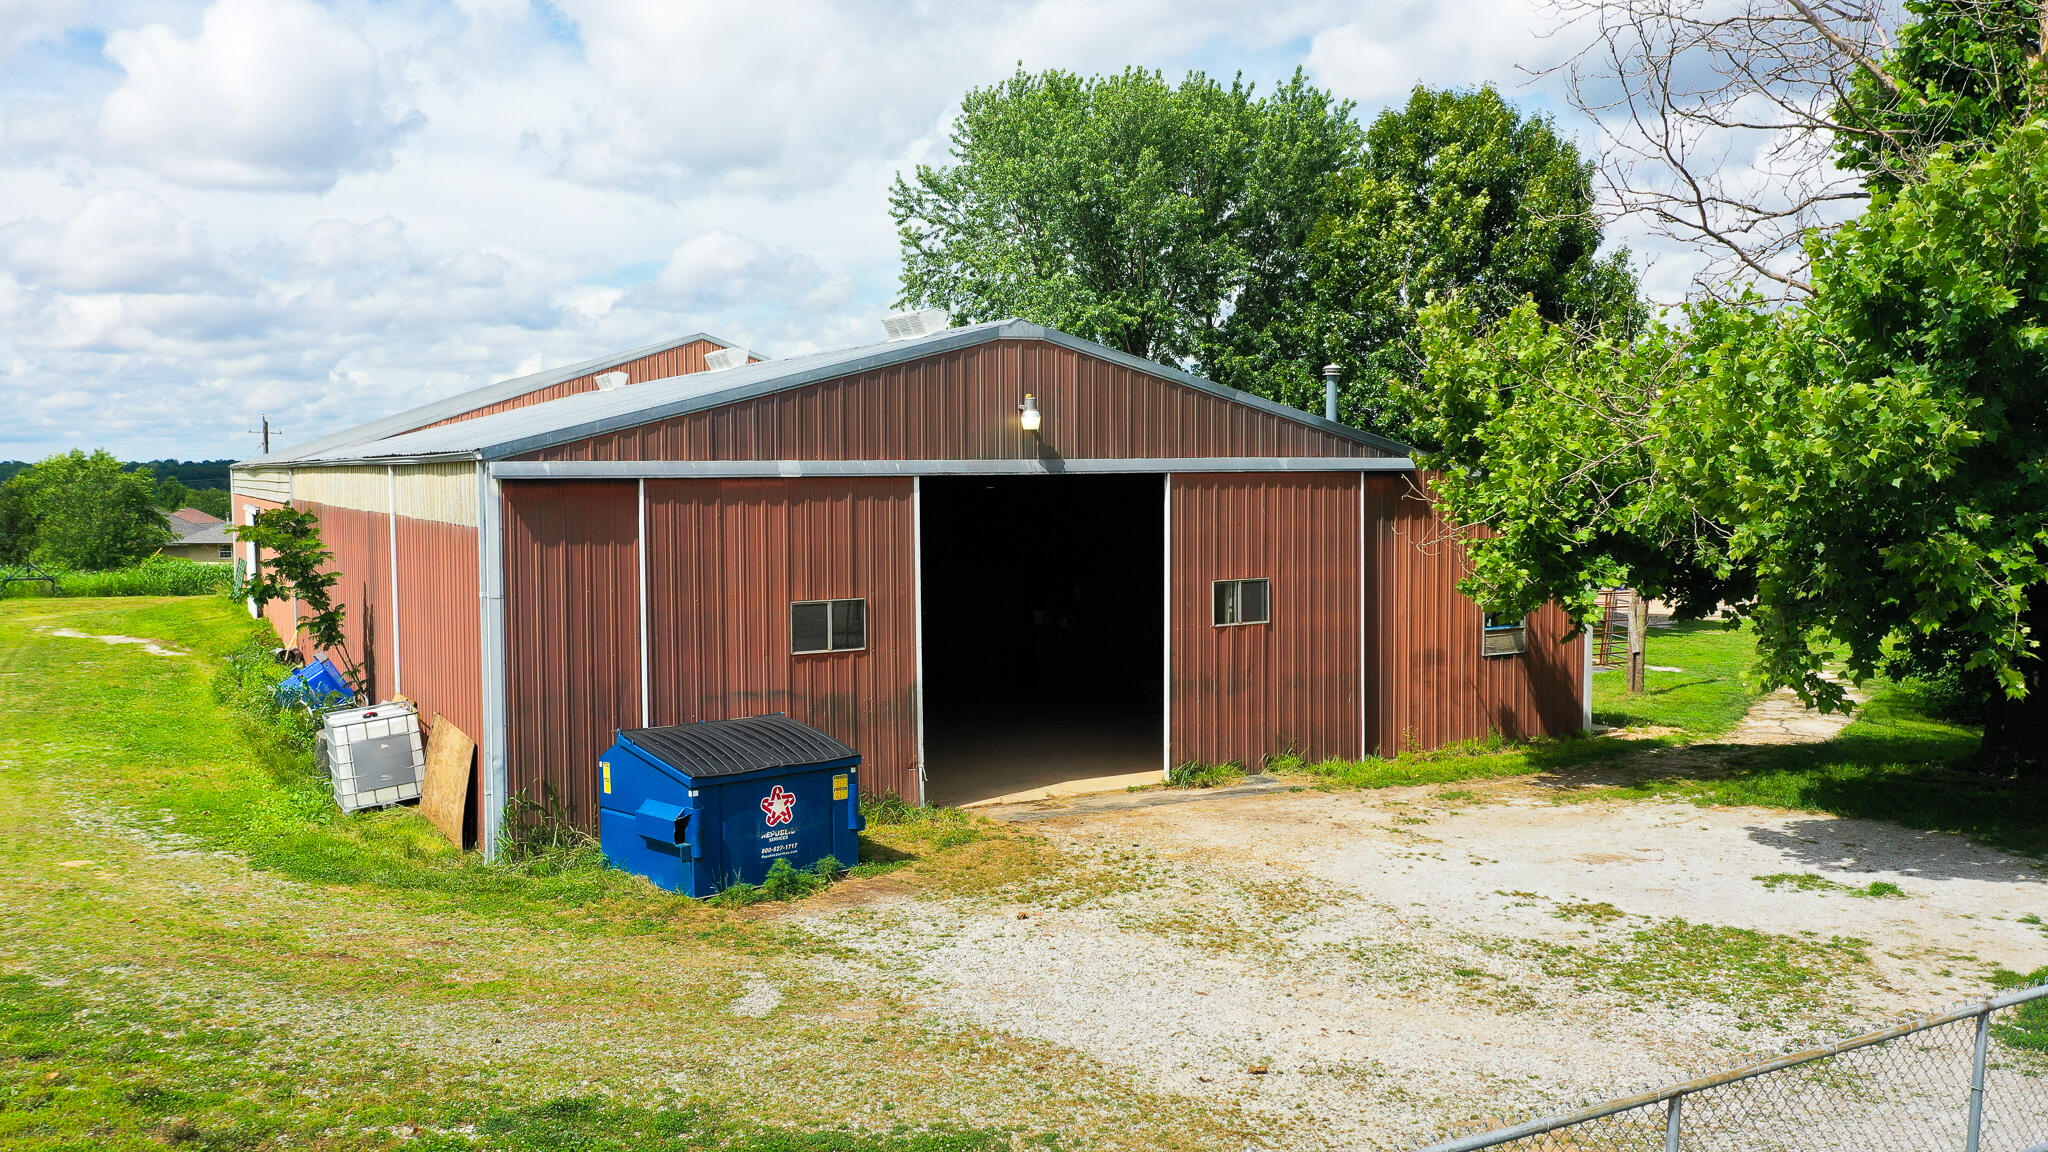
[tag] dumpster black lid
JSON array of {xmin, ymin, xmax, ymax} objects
[{"xmin": 620, "ymin": 715, "xmax": 858, "ymax": 779}]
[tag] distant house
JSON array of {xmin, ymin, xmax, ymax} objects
[{"xmin": 162, "ymin": 507, "xmax": 234, "ymax": 563}]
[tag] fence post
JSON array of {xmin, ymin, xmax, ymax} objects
[
  {"xmin": 1967, "ymin": 1007, "xmax": 1991, "ymax": 1152},
  {"xmin": 1664, "ymin": 1094, "xmax": 1683, "ymax": 1152}
]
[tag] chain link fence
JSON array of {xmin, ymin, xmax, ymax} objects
[{"xmin": 1411, "ymin": 980, "xmax": 2048, "ymax": 1152}]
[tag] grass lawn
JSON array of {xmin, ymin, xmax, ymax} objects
[
  {"xmin": 1590, "ymin": 618, "xmax": 1757, "ymax": 737},
  {"xmin": 1268, "ymin": 618, "xmax": 2048, "ymax": 861},
  {"xmin": 0, "ymin": 597, "xmax": 1212, "ymax": 1152},
  {"xmin": 1268, "ymin": 618, "xmax": 1761, "ymax": 792},
  {"xmin": 1577, "ymin": 679, "xmax": 2048, "ymax": 859}
]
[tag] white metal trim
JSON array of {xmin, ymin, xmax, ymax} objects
[
  {"xmin": 492, "ymin": 456, "xmax": 1413, "ymax": 480},
  {"xmin": 386, "ymin": 466, "xmax": 402, "ymax": 696},
  {"xmin": 1359, "ymin": 471, "xmax": 1369, "ymax": 759},
  {"xmin": 477, "ymin": 464, "xmax": 509, "ymax": 859},
  {"xmin": 242, "ymin": 503, "xmax": 260, "ymax": 619},
  {"xmin": 1161, "ymin": 473, "xmax": 1172, "ymax": 778},
  {"xmin": 637, "ymin": 478, "xmax": 649, "ymax": 728},
  {"xmin": 912, "ymin": 477, "xmax": 928, "ymax": 806}
]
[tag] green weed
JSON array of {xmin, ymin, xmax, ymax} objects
[
  {"xmin": 1991, "ymin": 967, "xmax": 2048, "ymax": 1054},
  {"xmin": 1166, "ymin": 761, "xmax": 1246, "ymax": 789},
  {"xmin": 1539, "ymin": 918, "xmax": 1869, "ymax": 1024},
  {"xmin": 714, "ymin": 858, "xmax": 843, "ymax": 907},
  {"xmin": 1266, "ymin": 732, "xmax": 1647, "ymax": 791},
  {"xmin": 1755, "ymin": 873, "xmax": 1909, "ymax": 899}
]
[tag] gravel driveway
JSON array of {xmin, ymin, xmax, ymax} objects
[{"xmin": 797, "ymin": 783, "xmax": 2048, "ymax": 1150}]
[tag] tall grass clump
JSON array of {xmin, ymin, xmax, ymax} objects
[
  {"xmin": 1, "ymin": 555, "xmax": 234, "ymax": 598},
  {"xmin": 1166, "ymin": 761, "xmax": 1246, "ymax": 789}
]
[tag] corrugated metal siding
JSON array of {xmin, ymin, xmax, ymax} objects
[
  {"xmin": 501, "ymin": 480, "xmax": 640, "ymax": 831},
  {"xmin": 1361, "ymin": 476, "xmax": 1583, "ymax": 750},
  {"xmin": 522, "ymin": 340, "xmax": 1381, "ymax": 463},
  {"xmin": 231, "ymin": 468, "xmax": 291, "ymax": 503},
  {"xmin": 1170, "ymin": 474, "xmax": 1361, "ymax": 766},
  {"xmin": 420, "ymin": 338, "xmax": 727, "ymax": 429},
  {"xmin": 393, "ymin": 463, "xmax": 479, "ymax": 526},
  {"xmin": 301, "ymin": 501, "xmax": 396, "ymax": 704},
  {"xmin": 644, "ymin": 477, "xmax": 919, "ymax": 801},
  {"xmin": 295, "ymin": 467, "xmax": 389, "ymax": 513},
  {"xmin": 394, "ymin": 516, "xmax": 483, "ymax": 744},
  {"xmin": 395, "ymin": 514, "xmax": 484, "ymax": 844}
]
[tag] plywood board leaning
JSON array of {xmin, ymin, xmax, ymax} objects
[{"xmin": 421, "ymin": 714, "xmax": 475, "ymax": 847}]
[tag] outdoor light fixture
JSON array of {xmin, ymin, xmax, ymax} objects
[{"xmin": 1019, "ymin": 393, "xmax": 1041, "ymax": 432}]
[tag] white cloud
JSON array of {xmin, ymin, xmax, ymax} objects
[
  {"xmin": 1305, "ymin": 1, "xmax": 1566, "ymax": 108},
  {"xmin": 0, "ymin": 0, "xmax": 92, "ymax": 60},
  {"xmin": 0, "ymin": 187, "xmax": 218, "ymax": 293},
  {"xmin": 98, "ymin": 0, "xmax": 422, "ymax": 191},
  {"xmin": 0, "ymin": 0, "xmax": 1802, "ymax": 462}
]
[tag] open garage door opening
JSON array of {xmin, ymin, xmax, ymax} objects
[{"xmin": 919, "ymin": 473, "xmax": 1165, "ymax": 806}]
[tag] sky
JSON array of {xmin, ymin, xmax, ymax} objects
[{"xmin": 0, "ymin": 0, "xmax": 1704, "ymax": 462}]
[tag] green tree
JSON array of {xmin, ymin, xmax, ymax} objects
[
  {"xmin": 892, "ymin": 66, "xmax": 1362, "ymax": 366},
  {"xmin": 234, "ymin": 506, "xmax": 360, "ymax": 690},
  {"xmin": 150, "ymin": 475, "xmax": 229, "ymax": 520},
  {"xmin": 7, "ymin": 451, "xmax": 171, "ymax": 570},
  {"xmin": 1833, "ymin": 0, "xmax": 2047, "ymax": 191},
  {"xmin": 1212, "ymin": 86, "xmax": 1640, "ymax": 441},
  {"xmin": 1407, "ymin": 120, "xmax": 2048, "ymax": 775},
  {"xmin": 1695, "ymin": 121, "xmax": 2048, "ymax": 771},
  {"xmin": 0, "ymin": 483, "xmax": 33, "ymax": 566},
  {"xmin": 1398, "ymin": 297, "xmax": 1757, "ymax": 629}
]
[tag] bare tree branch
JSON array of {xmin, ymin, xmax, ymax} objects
[{"xmin": 1787, "ymin": 0, "xmax": 1899, "ymax": 92}]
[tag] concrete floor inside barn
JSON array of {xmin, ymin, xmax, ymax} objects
[{"xmin": 922, "ymin": 709, "xmax": 1163, "ymax": 806}]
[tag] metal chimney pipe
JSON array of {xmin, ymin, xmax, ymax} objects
[{"xmin": 1322, "ymin": 363, "xmax": 1341, "ymax": 422}]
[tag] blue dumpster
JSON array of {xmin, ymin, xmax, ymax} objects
[{"xmin": 597, "ymin": 714, "xmax": 864, "ymax": 897}]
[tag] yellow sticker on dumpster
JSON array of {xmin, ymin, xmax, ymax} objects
[
  {"xmin": 832, "ymin": 774, "xmax": 849, "ymax": 801},
  {"xmin": 601, "ymin": 761, "xmax": 612, "ymax": 795}
]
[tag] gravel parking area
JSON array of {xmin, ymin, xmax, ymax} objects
[{"xmin": 799, "ymin": 783, "xmax": 2048, "ymax": 1150}]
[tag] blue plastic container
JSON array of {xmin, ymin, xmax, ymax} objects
[
  {"xmin": 597, "ymin": 714, "xmax": 863, "ymax": 897},
  {"xmin": 276, "ymin": 657, "xmax": 352, "ymax": 709}
]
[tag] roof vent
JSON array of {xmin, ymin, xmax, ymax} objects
[
  {"xmin": 595, "ymin": 371, "xmax": 630, "ymax": 390},
  {"xmin": 703, "ymin": 347, "xmax": 751, "ymax": 371},
  {"xmin": 883, "ymin": 307, "xmax": 950, "ymax": 341}
]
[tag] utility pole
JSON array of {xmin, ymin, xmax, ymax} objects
[{"xmin": 248, "ymin": 415, "xmax": 272, "ymax": 454}]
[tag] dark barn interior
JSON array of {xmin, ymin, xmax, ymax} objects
[{"xmin": 919, "ymin": 473, "xmax": 1165, "ymax": 804}]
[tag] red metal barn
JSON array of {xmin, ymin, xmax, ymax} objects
[{"xmin": 234, "ymin": 319, "xmax": 1586, "ymax": 855}]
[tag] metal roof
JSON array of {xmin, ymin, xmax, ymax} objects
[
  {"xmin": 293, "ymin": 319, "xmax": 1413, "ymax": 464},
  {"xmin": 168, "ymin": 522, "xmax": 236, "ymax": 546},
  {"xmin": 237, "ymin": 331, "xmax": 734, "ymax": 468}
]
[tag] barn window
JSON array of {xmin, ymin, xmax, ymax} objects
[
  {"xmin": 1483, "ymin": 613, "xmax": 1528, "ymax": 657},
  {"xmin": 791, "ymin": 598, "xmax": 866, "ymax": 654},
  {"xmin": 1213, "ymin": 578, "xmax": 1271, "ymax": 626}
]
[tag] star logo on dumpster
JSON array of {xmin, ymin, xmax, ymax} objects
[{"xmin": 761, "ymin": 785, "xmax": 796, "ymax": 827}]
